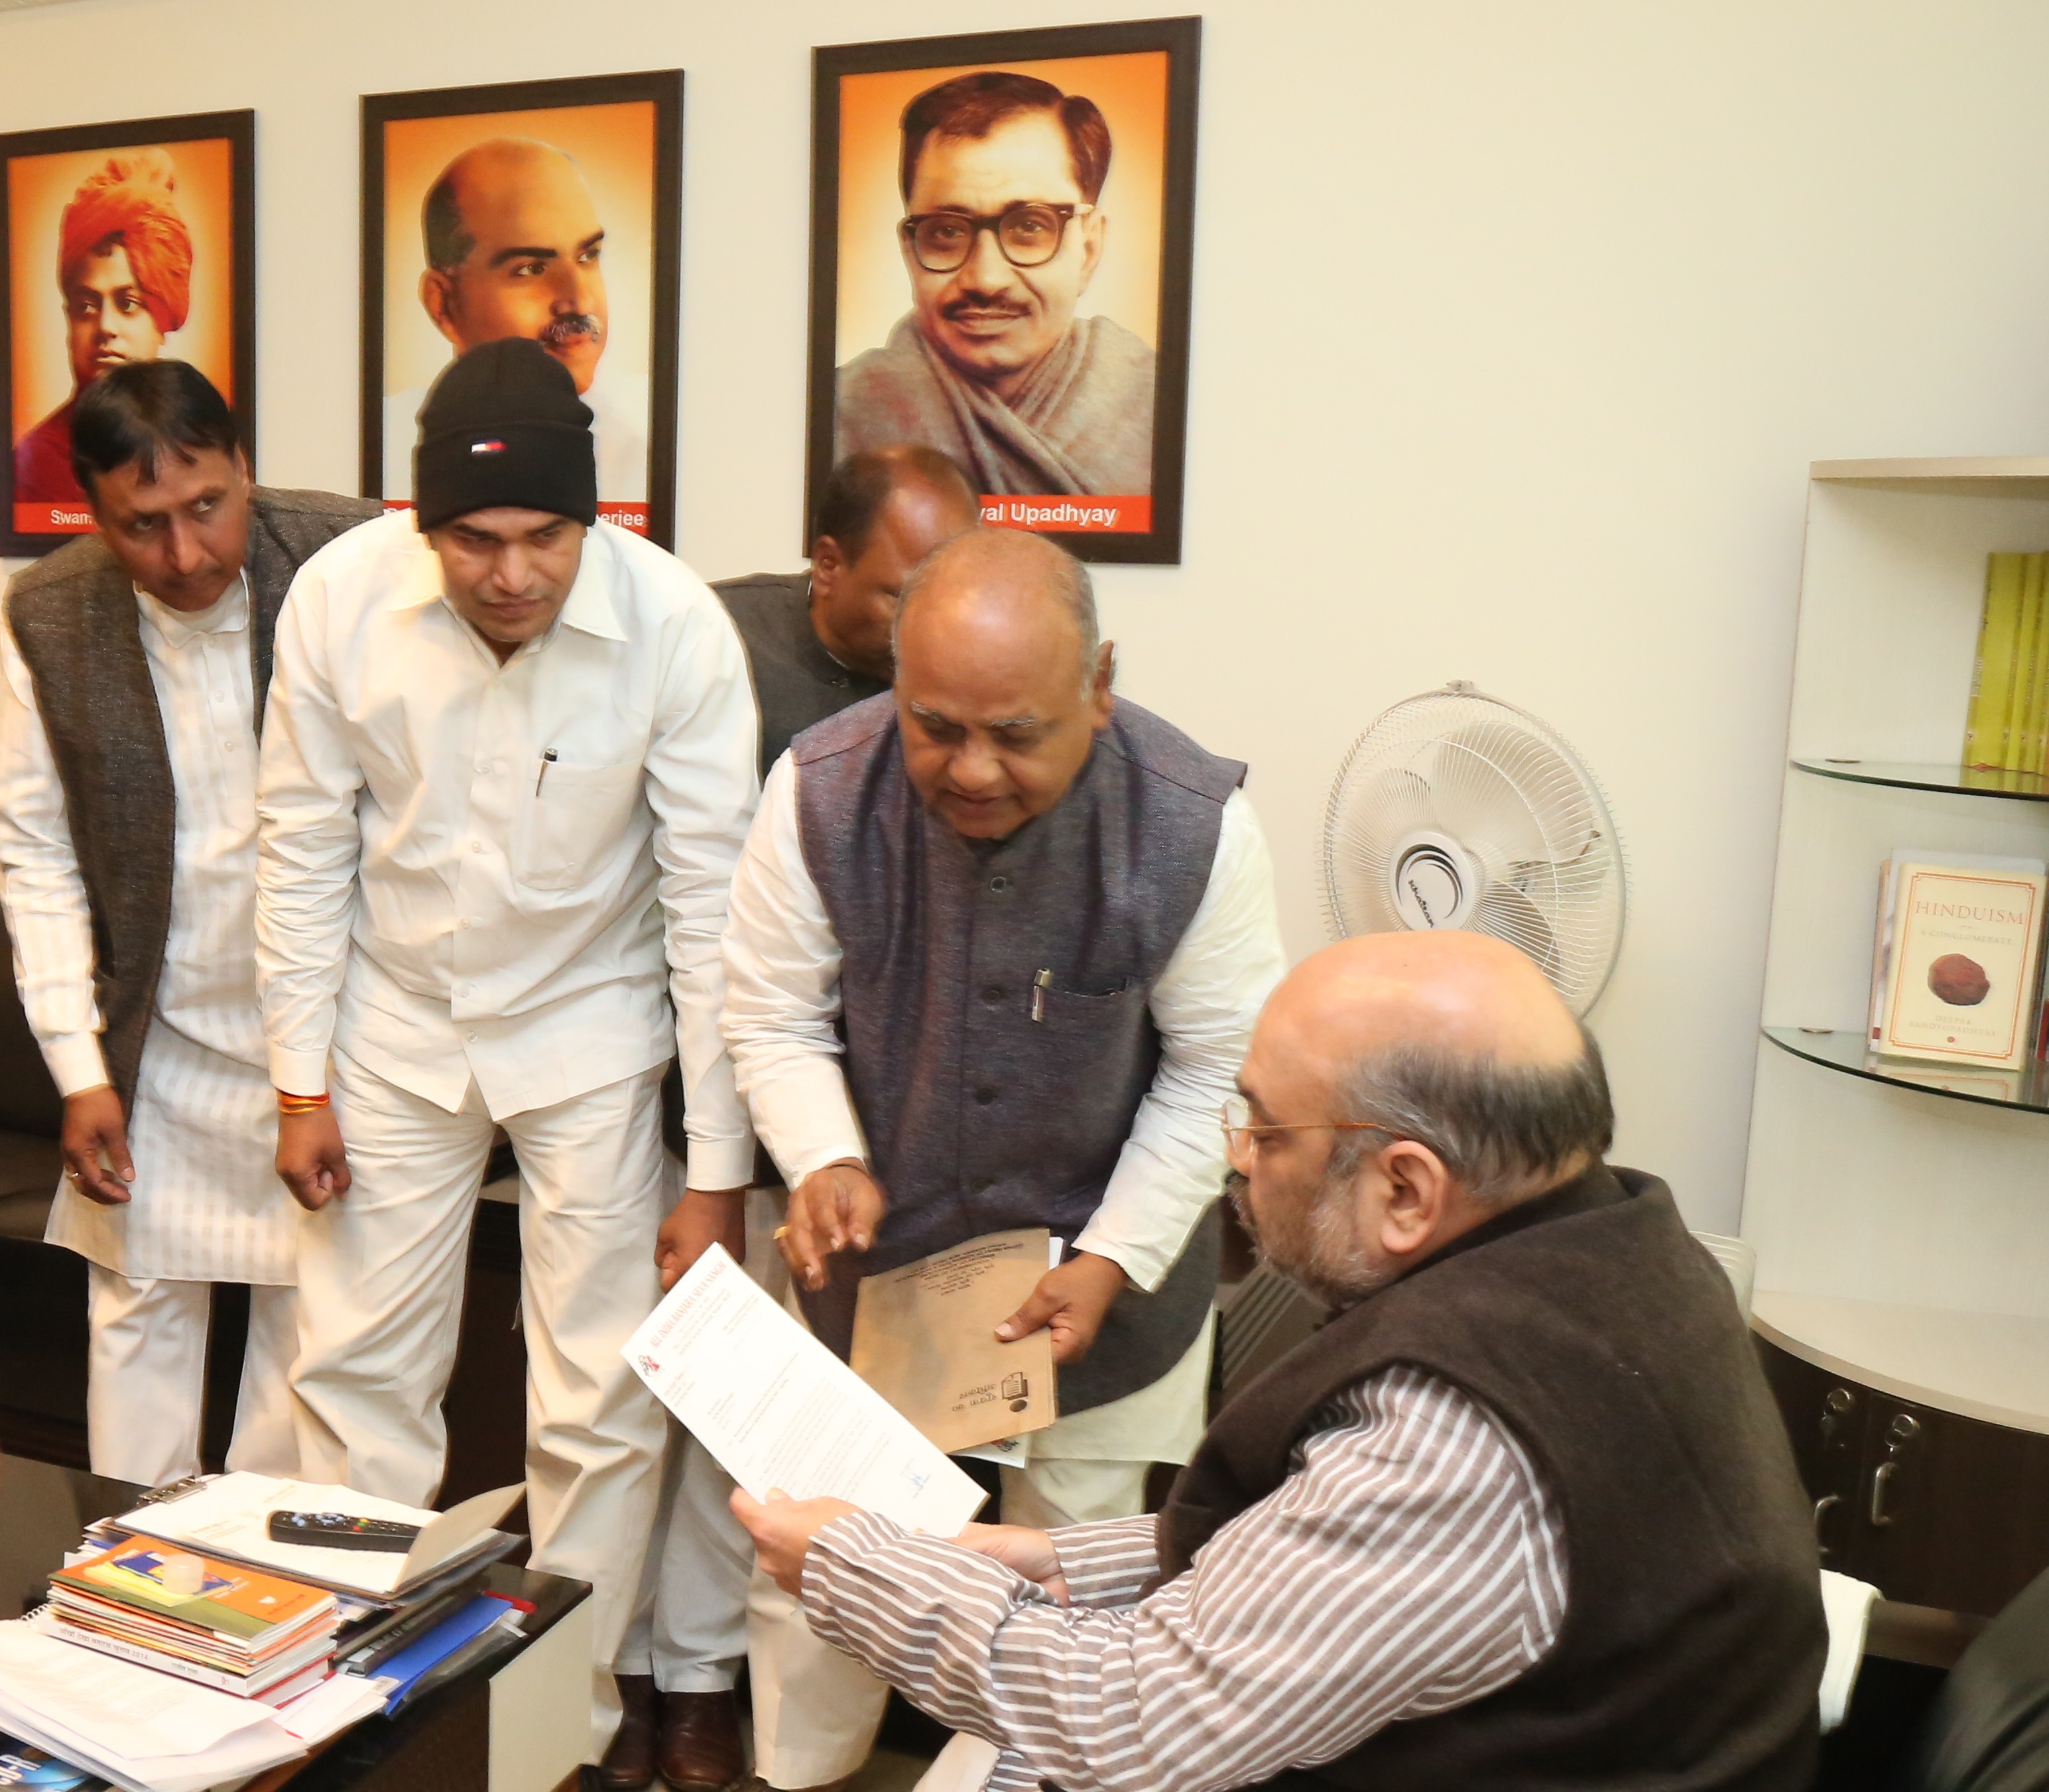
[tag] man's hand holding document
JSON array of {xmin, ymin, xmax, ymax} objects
[{"xmin": 621, "ymin": 1245, "xmax": 990, "ymax": 1535}]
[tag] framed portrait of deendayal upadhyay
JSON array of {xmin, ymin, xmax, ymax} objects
[
  {"xmin": 810, "ymin": 17, "xmax": 1200, "ymax": 566},
  {"xmin": 362, "ymin": 70, "xmax": 682, "ymax": 548},
  {"xmin": 1, "ymin": 109, "xmax": 254, "ymax": 558}
]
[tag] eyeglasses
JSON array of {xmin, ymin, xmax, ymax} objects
[
  {"xmin": 1219, "ymin": 1097, "xmax": 1400, "ymax": 1173},
  {"xmin": 899, "ymin": 203, "xmax": 1092, "ymax": 273}
]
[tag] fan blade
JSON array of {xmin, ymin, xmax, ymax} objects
[
  {"xmin": 1420, "ymin": 732, "xmax": 1554, "ymax": 864},
  {"xmin": 1327, "ymin": 764, "xmax": 1438, "ymax": 932}
]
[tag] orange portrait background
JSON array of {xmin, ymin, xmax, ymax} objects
[
  {"xmin": 379, "ymin": 99, "xmax": 656, "ymax": 416},
  {"xmin": 8, "ymin": 134, "xmax": 236, "ymax": 442},
  {"xmin": 834, "ymin": 50, "xmax": 1168, "ymax": 365}
]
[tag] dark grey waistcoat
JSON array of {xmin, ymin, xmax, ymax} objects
[
  {"xmin": 713, "ymin": 571, "xmax": 889, "ymax": 779},
  {"xmin": 4, "ymin": 487, "xmax": 381, "ymax": 1110},
  {"xmin": 663, "ymin": 572, "xmax": 889, "ymax": 1171},
  {"xmin": 792, "ymin": 693, "xmax": 1243, "ymax": 1414}
]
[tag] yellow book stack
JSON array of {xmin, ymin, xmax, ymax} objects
[{"xmin": 1963, "ymin": 551, "xmax": 2049, "ymax": 779}]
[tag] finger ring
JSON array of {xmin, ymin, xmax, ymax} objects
[{"xmin": 773, "ymin": 1226, "xmax": 790, "ymax": 1241}]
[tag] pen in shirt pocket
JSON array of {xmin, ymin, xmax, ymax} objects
[{"xmin": 535, "ymin": 748, "xmax": 558, "ymax": 795}]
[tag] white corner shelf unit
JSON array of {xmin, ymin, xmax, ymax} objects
[{"xmin": 1741, "ymin": 459, "xmax": 2049, "ymax": 1614}]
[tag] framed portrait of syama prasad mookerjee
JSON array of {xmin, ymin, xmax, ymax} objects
[
  {"xmin": 810, "ymin": 17, "xmax": 1200, "ymax": 565},
  {"xmin": 1, "ymin": 109, "xmax": 253, "ymax": 558},
  {"xmin": 362, "ymin": 70, "xmax": 682, "ymax": 547}
]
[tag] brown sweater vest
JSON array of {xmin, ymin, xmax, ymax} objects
[
  {"xmin": 1160, "ymin": 1165, "xmax": 1826, "ymax": 1792},
  {"xmin": 5, "ymin": 487, "xmax": 380, "ymax": 1109}
]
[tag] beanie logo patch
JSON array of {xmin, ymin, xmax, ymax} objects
[{"xmin": 470, "ymin": 439, "xmax": 506, "ymax": 455}]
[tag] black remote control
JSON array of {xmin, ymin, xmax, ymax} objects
[{"xmin": 267, "ymin": 1509, "xmax": 422, "ymax": 1552}]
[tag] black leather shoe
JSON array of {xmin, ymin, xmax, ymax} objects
[
  {"xmin": 658, "ymin": 1689, "xmax": 748, "ymax": 1791},
  {"xmin": 599, "ymin": 1673, "xmax": 659, "ymax": 1789}
]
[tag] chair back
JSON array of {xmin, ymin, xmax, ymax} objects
[
  {"xmin": 1895, "ymin": 1564, "xmax": 2049, "ymax": 1791},
  {"xmin": 1692, "ymin": 1231, "xmax": 1757, "ymax": 1322}
]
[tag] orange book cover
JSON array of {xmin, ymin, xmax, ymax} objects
[{"xmin": 52, "ymin": 1543, "xmax": 334, "ymax": 1643}]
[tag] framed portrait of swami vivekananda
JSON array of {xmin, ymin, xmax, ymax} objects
[
  {"xmin": 362, "ymin": 70, "xmax": 682, "ymax": 547},
  {"xmin": 1, "ymin": 109, "xmax": 253, "ymax": 557},
  {"xmin": 810, "ymin": 17, "xmax": 1200, "ymax": 565}
]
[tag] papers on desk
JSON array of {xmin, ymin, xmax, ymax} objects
[
  {"xmin": 269, "ymin": 1668, "xmax": 391, "ymax": 1744},
  {"xmin": 851, "ymin": 1229, "xmax": 1058, "ymax": 1454},
  {"xmin": 0, "ymin": 1622, "xmax": 309, "ymax": 1792},
  {"xmin": 114, "ymin": 1476, "xmax": 523, "ymax": 1599},
  {"xmin": 623, "ymin": 1245, "xmax": 987, "ymax": 1535}
]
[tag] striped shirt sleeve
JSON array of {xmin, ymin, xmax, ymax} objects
[
  {"xmin": 801, "ymin": 1364, "xmax": 1567, "ymax": 1792},
  {"xmin": 1050, "ymin": 1515, "xmax": 1164, "ymax": 1610}
]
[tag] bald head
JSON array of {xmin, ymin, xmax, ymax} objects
[
  {"xmin": 1265, "ymin": 931, "xmax": 1585, "ymax": 1097},
  {"xmin": 1244, "ymin": 929, "xmax": 1610, "ymax": 1210},
  {"xmin": 896, "ymin": 530, "xmax": 1099, "ymax": 692},
  {"xmin": 891, "ymin": 531, "xmax": 1115, "ymax": 840},
  {"xmin": 420, "ymin": 139, "xmax": 609, "ymax": 393}
]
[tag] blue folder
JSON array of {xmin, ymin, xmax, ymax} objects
[{"xmin": 373, "ymin": 1595, "xmax": 511, "ymax": 1712}]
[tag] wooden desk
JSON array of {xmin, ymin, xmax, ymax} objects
[{"xmin": 0, "ymin": 1453, "xmax": 590, "ymax": 1792}]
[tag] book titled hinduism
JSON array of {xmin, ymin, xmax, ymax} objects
[{"xmin": 1871, "ymin": 858, "xmax": 2048, "ymax": 1069}]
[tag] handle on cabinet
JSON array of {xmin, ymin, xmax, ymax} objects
[
  {"xmin": 1821, "ymin": 1387, "xmax": 1857, "ymax": 1448},
  {"xmin": 1869, "ymin": 1460, "xmax": 1899, "ymax": 1527},
  {"xmin": 1812, "ymin": 1493, "xmax": 1841, "ymax": 1558}
]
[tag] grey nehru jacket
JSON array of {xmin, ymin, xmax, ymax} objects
[
  {"xmin": 4, "ymin": 487, "xmax": 381, "ymax": 1110},
  {"xmin": 791, "ymin": 694, "xmax": 1243, "ymax": 1416},
  {"xmin": 712, "ymin": 572, "xmax": 889, "ymax": 779},
  {"xmin": 662, "ymin": 570, "xmax": 890, "ymax": 1168}
]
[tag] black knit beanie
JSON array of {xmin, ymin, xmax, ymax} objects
[{"xmin": 413, "ymin": 338, "xmax": 597, "ymax": 532}]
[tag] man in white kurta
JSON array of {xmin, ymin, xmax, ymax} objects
[
  {"xmin": 253, "ymin": 339, "xmax": 757, "ymax": 1752},
  {"xmin": 0, "ymin": 362, "xmax": 378, "ymax": 1486},
  {"xmin": 717, "ymin": 529, "xmax": 1286, "ymax": 1790}
]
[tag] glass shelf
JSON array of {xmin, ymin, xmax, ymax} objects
[
  {"xmin": 1762, "ymin": 1025, "xmax": 2049, "ymax": 1114},
  {"xmin": 1791, "ymin": 759, "xmax": 2049, "ymax": 802}
]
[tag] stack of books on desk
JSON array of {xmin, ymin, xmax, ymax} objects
[
  {"xmin": 39, "ymin": 1541, "xmax": 337, "ymax": 1704},
  {"xmin": 103, "ymin": 1474, "xmax": 532, "ymax": 1712},
  {"xmin": 0, "ymin": 1474, "xmax": 528, "ymax": 1791}
]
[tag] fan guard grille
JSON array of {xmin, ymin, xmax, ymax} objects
[{"xmin": 1320, "ymin": 686, "xmax": 1625, "ymax": 1015}]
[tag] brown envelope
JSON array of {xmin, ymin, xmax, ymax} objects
[{"xmin": 851, "ymin": 1228, "xmax": 1059, "ymax": 1454}]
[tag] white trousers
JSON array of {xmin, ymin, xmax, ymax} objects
[
  {"xmin": 742, "ymin": 1453, "xmax": 1150, "ymax": 1789},
  {"xmin": 292, "ymin": 1050, "xmax": 671, "ymax": 1758},
  {"xmin": 617, "ymin": 1184, "xmax": 788, "ymax": 1696},
  {"xmin": 85, "ymin": 1265, "xmax": 299, "ymax": 1487}
]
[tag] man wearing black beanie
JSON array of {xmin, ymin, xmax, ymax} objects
[{"xmin": 253, "ymin": 338, "xmax": 761, "ymax": 1761}]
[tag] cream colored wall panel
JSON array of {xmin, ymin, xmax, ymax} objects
[
  {"xmin": 1742, "ymin": 1040, "xmax": 2049, "ymax": 1320},
  {"xmin": 13, "ymin": 3, "xmax": 2049, "ymax": 1236},
  {"xmin": 1788, "ymin": 487, "xmax": 2049, "ymax": 765}
]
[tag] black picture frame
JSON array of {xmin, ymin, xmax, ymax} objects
[
  {"xmin": 808, "ymin": 17, "xmax": 1201, "ymax": 566},
  {"xmin": 361, "ymin": 70, "xmax": 684, "ymax": 548},
  {"xmin": 1, "ymin": 108, "xmax": 255, "ymax": 560}
]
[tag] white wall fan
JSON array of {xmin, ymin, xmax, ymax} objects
[
  {"xmin": 1319, "ymin": 681, "xmax": 1626, "ymax": 1016},
  {"xmin": 1219, "ymin": 683, "xmax": 1629, "ymax": 1401}
]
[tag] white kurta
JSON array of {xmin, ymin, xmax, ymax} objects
[
  {"xmin": 0, "ymin": 575, "xmax": 294, "ymax": 1284},
  {"xmin": 255, "ymin": 512, "xmax": 757, "ymax": 1179}
]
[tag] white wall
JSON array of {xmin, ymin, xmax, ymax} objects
[{"xmin": 7, "ymin": 0, "xmax": 2049, "ymax": 1231}]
